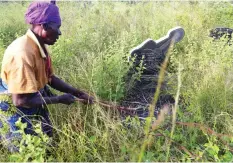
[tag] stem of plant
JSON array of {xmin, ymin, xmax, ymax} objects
[
  {"xmin": 138, "ymin": 41, "xmax": 175, "ymax": 162},
  {"xmin": 165, "ymin": 62, "xmax": 182, "ymax": 161}
]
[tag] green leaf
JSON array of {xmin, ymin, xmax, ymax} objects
[
  {"xmin": 33, "ymin": 136, "xmax": 41, "ymax": 146},
  {"xmin": 221, "ymin": 151, "xmax": 233, "ymax": 162},
  {"xmin": 120, "ymin": 145, "xmax": 127, "ymax": 154},
  {"xmin": 9, "ymin": 154, "xmax": 21, "ymax": 162},
  {"xmin": 89, "ymin": 135, "xmax": 96, "ymax": 143}
]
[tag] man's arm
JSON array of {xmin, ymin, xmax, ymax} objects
[
  {"xmin": 49, "ymin": 75, "xmax": 94, "ymax": 103},
  {"xmin": 12, "ymin": 93, "xmax": 75, "ymax": 108}
]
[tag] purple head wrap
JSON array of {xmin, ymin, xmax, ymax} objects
[{"xmin": 25, "ymin": 1, "xmax": 61, "ymax": 25}]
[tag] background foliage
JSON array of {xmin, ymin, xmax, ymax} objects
[{"xmin": 0, "ymin": 1, "xmax": 233, "ymax": 162}]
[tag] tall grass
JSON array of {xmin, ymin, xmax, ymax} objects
[{"xmin": 1, "ymin": 1, "xmax": 233, "ymax": 162}]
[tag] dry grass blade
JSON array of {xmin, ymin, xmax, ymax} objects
[
  {"xmin": 75, "ymin": 98, "xmax": 136, "ymax": 116},
  {"xmin": 166, "ymin": 62, "xmax": 182, "ymax": 161},
  {"xmin": 138, "ymin": 40, "xmax": 175, "ymax": 162}
]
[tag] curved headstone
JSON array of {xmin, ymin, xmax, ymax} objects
[
  {"xmin": 209, "ymin": 27, "xmax": 233, "ymax": 45},
  {"xmin": 122, "ymin": 26, "xmax": 185, "ymax": 119}
]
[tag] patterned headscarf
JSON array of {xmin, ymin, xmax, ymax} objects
[{"xmin": 25, "ymin": 1, "xmax": 61, "ymax": 25}]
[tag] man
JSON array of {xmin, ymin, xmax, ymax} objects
[{"xmin": 0, "ymin": 1, "xmax": 94, "ymax": 141}]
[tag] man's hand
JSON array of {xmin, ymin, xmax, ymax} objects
[
  {"xmin": 57, "ymin": 93, "xmax": 75, "ymax": 105},
  {"xmin": 49, "ymin": 75, "xmax": 94, "ymax": 105},
  {"xmin": 79, "ymin": 92, "xmax": 94, "ymax": 104}
]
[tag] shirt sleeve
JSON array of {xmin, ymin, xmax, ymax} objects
[{"xmin": 2, "ymin": 50, "xmax": 38, "ymax": 94}]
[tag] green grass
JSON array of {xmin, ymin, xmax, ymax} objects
[{"xmin": 1, "ymin": 1, "xmax": 233, "ymax": 162}]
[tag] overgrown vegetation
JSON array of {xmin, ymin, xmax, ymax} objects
[{"xmin": 1, "ymin": 1, "xmax": 233, "ymax": 162}]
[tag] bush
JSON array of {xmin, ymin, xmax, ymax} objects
[{"xmin": 1, "ymin": 1, "xmax": 233, "ymax": 162}]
